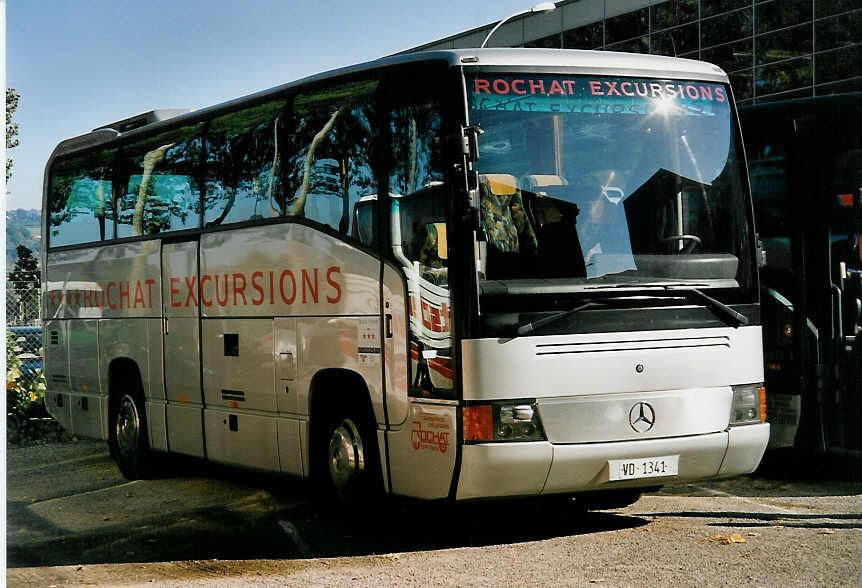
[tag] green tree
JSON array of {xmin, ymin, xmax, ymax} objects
[{"xmin": 7, "ymin": 88, "xmax": 20, "ymax": 182}]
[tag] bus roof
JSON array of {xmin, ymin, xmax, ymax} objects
[{"xmin": 50, "ymin": 48, "xmax": 729, "ymax": 160}]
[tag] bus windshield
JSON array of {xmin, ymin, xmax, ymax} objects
[{"xmin": 467, "ymin": 73, "xmax": 753, "ymax": 295}]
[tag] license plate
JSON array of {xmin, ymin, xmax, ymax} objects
[{"xmin": 608, "ymin": 455, "xmax": 679, "ymax": 481}]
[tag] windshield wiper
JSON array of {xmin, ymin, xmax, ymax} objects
[
  {"xmin": 516, "ymin": 302, "xmax": 603, "ymax": 337},
  {"xmin": 675, "ymin": 287, "xmax": 749, "ymax": 327},
  {"xmin": 509, "ymin": 286, "xmax": 747, "ymax": 342},
  {"xmin": 584, "ymin": 283, "xmax": 748, "ymax": 327}
]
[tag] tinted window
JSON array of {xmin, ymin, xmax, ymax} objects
[
  {"xmin": 116, "ymin": 125, "xmax": 203, "ymax": 237},
  {"xmin": 48, "ymin": 148, "xmax": 116, "ymax": 247},
  {"xmin": 563, "ymin": 23, "xmax": 603, "ymax": 50},
  {"xmin": 205, "ymin": 100, "xmax": 287, "ymax": 226},
  {"xmin": 651, "ymin": 0, "xmax": 698, "ymax": 30},
  {"xmin": 651, "ymin": 24, "xmax": 699, "ymax": 57},
  {"xmin": 281, "ymin": 80, "xmax": 380, "ymax": 238}
]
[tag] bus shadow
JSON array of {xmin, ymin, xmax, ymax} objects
[
  {"xmin": 154, "ymin": 454, "xmax": 652, "ymax": 557},
  {"xmin": 641, "ymin": 510, "xmax": 862, "ymax": 531},
  {"xmin": 275, "ymin": 500, "xmax": 649, "ymax": 559}
]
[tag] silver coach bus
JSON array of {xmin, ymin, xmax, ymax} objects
[{"xmin": 42, "ymin": 49, "xmax": 768, "ymax": 508}]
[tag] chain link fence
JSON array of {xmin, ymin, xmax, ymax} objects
[
  {"xmin": 7, "ymin": 280, "xmax": 41, "ymax": 327},
  {"xmin": 6, "ymin": 280, "xmax": 43, "ymax": 391}
]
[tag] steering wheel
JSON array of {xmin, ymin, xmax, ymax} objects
[{"xmin": 661, "ymin": 234, "xmax": 702, "ymax": 253}]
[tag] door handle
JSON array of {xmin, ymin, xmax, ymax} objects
[{"xmin": 385, "ymin": 313, "xmax": 393, "ymax": 338}]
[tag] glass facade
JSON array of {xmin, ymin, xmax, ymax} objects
[{"xmin": 418, "ymin": 0, "xmax": 862, "ymax": 106}]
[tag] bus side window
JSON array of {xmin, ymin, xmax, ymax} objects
[
  {"xmin": 116, "ymin": 124, "xmax": 203, "ymax": 238},
  {"xmin": 48, "ymin": 148, "xmax": 116, "ymax": 247},
  {"xmin": 283, "ymin": 81, "xmax": 380, "ymax": 243},
  {"xmin": 205, "ymin": 100, "xmax": 287, "ymax": 226}
]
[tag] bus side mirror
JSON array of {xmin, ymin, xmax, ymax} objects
[
  {"xmin": 756, "ymin": 234, "xmax": 767, "ymax": 268},
  {"xmin": 467, "ymin": 169, "xmax": 480, "ymax": 210}
]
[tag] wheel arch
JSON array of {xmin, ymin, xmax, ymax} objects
[
  {"xmin": 106, "ymin": 357, "xmax": 146, "ymax": 423},
  {"xmin": 308, "ymin": 368, "xmax": 379, "ymax": 477}
]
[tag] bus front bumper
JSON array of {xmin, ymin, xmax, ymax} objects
[{"xmin": 455, "ymin": 423, "xmax": 769, "ymax": 500}]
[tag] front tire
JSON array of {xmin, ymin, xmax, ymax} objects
[
  {"xmin": 314, "ymin": 408, "xmax": 382, "ymax": 508},
  {"xmin": 108, "ymin": 391, "xmax": 151, "ymax": 479}
]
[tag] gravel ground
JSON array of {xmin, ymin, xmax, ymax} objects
[{"xmin": 9, "ymin": 479, "xmax": 862, "ymax": 587}]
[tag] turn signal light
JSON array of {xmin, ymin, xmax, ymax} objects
[
  {"xmin": 463, "ymin": 405, "xmax": 493, "ymax": 441},
  {"xmin": 730, "ymin": 383, "xmax": 766, "ymax": 426},
  {"xmin": 463, "ymin": 401, "xmax": 546, "ymax": 442}
]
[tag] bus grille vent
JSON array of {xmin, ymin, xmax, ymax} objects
[{"xmin": 535, "ymin": 335, "xmax": 731, "ymax": 356}]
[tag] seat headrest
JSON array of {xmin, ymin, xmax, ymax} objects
[
  {"xmin": 480, "ymin": 173, "xmax": 518, "ymax": 196},
  {"xmin": 521, "ymin": 174, "xmax": 569, "ymax": 189}
]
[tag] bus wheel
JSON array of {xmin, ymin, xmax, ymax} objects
[
  {"xmin": 317, "ymin": 410, "xmax": 381, "ymax": 507},
  {"xmin": 108, "ymin": 391, "xmax": 151, "ymax": 480}
]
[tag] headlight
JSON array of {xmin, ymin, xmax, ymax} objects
[
  {"xmin": 463, "ymin": 401, "xmax": 546, "ymax": 442},
  {"xmin": 730, "ymin": 384, "xmax": 766, "ymax": 425}
]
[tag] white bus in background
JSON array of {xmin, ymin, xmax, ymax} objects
[{"xmin": 42, "ymin": 49, "xmax": 768, "ymax": 508}]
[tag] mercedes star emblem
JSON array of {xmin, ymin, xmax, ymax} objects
[{"xmin": 629, "ymin": 401, "xmax": 656, "ymax": 433}]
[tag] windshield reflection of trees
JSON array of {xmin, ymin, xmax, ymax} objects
[{"xmin": 475, "ymin": 110, "xmax": 748, "ymax": 284}]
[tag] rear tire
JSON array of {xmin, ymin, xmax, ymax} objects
[{"xmin": 108, "ymin": 387, "xmax": 152, "ymax": 480}]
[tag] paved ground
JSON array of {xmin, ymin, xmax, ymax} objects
[{"xmin": 6, "ymin": 439, "xmax": 862, "ymax": 586}]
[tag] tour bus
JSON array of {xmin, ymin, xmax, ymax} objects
[
  {"xmin": 42, "ymin": 49, "xmax": 768, "ymax": 508},
  {"xmin": 741, "ymin": 94, "xmax": 862, "ymax": 467}
]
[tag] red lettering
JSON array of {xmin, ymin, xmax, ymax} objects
[
  {"xmin": 106, "ymin": 282, "xmax": 117, "ymax": 310},
  {"xmin": 588, "ymin": 80, "xmax": 603, "ymax": 95},
  {"xmin": 715, "ymin": 87, "xmax": 726, "ymax": 102},
  {"xmin": 301, "ymin": 268, "xmax": 319, "ymax": 304},
  {"xmin": 326, "ymin": 266, "xmax": 342, "ymax": 304},
  {"xmin": 119, "ymin": 281, "xmax": 130, "ymax": 309},
  {"xmin": 232, "ymin": 273, "xmax": 247, "ymax": 305},
  {"xmin": 650, "ymin": 83, "xmax": 664, "ymax": 97},
  {"xmin": 634, "ymin": 82, "xmax": 648, "ymax": 97},
  {"xmin": 83, "ymin": 289, "xmax": 93, "ymax": 308},
  {"xmin": 604, "ymin": 81, "xmax": 621, "ymax": 96},
  {"xmin": 511, "ymin": 79, "xmax": 526, "ymax": 95},
  {"xmin": 562, "ymin": 80, "xmax": 576, "ymax": 95},
  {"xmin": 492, "ymin": 79, "xmax": 510, "ymax": 94},
  {"xmin": 620, "ymin": 81, "xmax": 634, "ymax": 96},
  {"xmin": 251, "ymin": 271, "xmax": 265, "ymax": 306},
  {"xmin": 268, "ymin": 271, "xmax": 275, "ymax": 305},
  {"xmin": 94, "ymin": 284, "xmax": 105, "ymax": 308},
  {"xmin": 184, "ymin": 276, "xmax": 198, "ymax": 307},
  {"xmin": 169, "ymin": 277, "xmax": 181, "ymax": 308},
  {"xmin": 145, "ymin": 279, "xmax": 155, "ymax": 308},
  {"xmin": 279, "ymin": 270, "xmax": 296, "ymax": 305},
  {"xmin": 529, "ymin": 79, "xmax": 545, "ymax": 94},
  {"xmin": 700, "ymin": 85, "xmax": 713, "ymax": 101},
  {"xmin": 685, "ymin": 85, "xmax": 699, "ymax": 100},
  {"xmin": 200, "ymin": 275, "xmax": 213, "ymax": 307},
  {"xmin": 474, "ymin": 79, "xmax": 491, "ymax": 94},
  {"xmin": 549, "ymin": 80, "xmax": 565, "ymax": 95},
  {"xmin": 664, "ymin": 84, "xmax": 677, "ymax": 97},
  {"xmin": 133, "ymin": 282, "xmax": 146, "ymax": 308},
  {"xmin": 215, "ymin": 275, "xmax": 229, "ymax": 306}
]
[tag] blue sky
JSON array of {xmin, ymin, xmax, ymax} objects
[{"xmin": 6, "ymin": 0, "xmax": 536, "ymax": 211}]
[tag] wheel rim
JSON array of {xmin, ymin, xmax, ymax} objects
[
  {"xmin": 328, "ymin": 418, "xmax": 365, "ymax": 492},
  {"xmin": 116, "ymin": 395, "xmax": 141, "ymax": 458}
]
